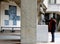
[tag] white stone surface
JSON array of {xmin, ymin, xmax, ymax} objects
[
  {"xmin": 37, "ymin": 25, "xmax": 48, "ymax": 42},
  {"xmin": 0, "ymin": 3, "xmax": 1, "ymax": 29},
  {"xmin": 46, "ymin": 0, "xmax": 60, "ymax": 12},
  {"xmin": 37, "ymin": 32, "xmax": 60, "ymax": 44},
  {"xmin": 56, "ymin": 0, "xmax": 60, "ymax": 4},
  {"xmin": 0, "ymin": 35, "xmax": 20, "ymax": 40},
  {"xmin": 47, "ymin": 4, "xmax": 60, "ymax": 12},
  {"xmin": 21, "ymin": 0, "xmax": 37, "ymax": 44}
]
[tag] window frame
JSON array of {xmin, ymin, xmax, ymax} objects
[{"xmin": 49, "ymin": 0, "xmax": 56, "ymax": 4}]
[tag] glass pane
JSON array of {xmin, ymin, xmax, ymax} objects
[
  {"xmin": 13, "ymin": 20, "xmax": 17, "ymax": 25},
  {"xmin": 5, "ymin": 10, "xmax": 9, "ymax": 15},
  {"xmin": 15, "ymin": 16, "xmax": 20, "ymax": 20},
  {"xmin": 4, "ymin": 20, "xmax": 9, "ymax": 25},
  {"xmin": 49, "ymin": 0, "xmax": 56, "ymax": 4}
]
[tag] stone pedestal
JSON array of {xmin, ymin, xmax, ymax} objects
[
  {"xmin": 37, "ymin": 25, "xmax": 48, "ymax": 43},
  {"xmin": 21, "ymin": 0, "xmax": 37, "ymax": 44}
]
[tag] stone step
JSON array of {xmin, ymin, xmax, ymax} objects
[
  {"xmin": 0, "ymin": 33, "xmax": 20, "ymax": 36},
  {"xmin": 0, "ymin": 40, "xmax": 21, "ymax": 44},
  {"xmin": 0, "ymin": 28, "xmax": 21, "ymax": 44},
  {"xmin": 8, "ymin": 40, "xmax": 21, "ymax": 44},
  {"xmin": 0, "ymin": 35, "xmax": 20, "ymax": 40}
]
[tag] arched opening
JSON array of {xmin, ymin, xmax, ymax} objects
[{"xmin": 0, "ymin": 0, "xmax": 21, "ymax": 44}]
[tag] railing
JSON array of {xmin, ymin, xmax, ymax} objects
[{"xmin": 0, "ymin": 27, "xmax": 21, "ymax": 32}]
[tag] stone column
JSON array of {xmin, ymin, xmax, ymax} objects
[
  {"xmin": 49, "ymin": 13, "xmax": 53, "ymax": 19},
  {"xmin": 37, "ymin": 1, "xmax": 41, "ymax": 25},
  {"xmin": 21, "ymin": 0, "xmax": 37, "ymax": 44},
  {"xmin": 0, "ymin": 2, "xmax": 1, "ymax": 30}
]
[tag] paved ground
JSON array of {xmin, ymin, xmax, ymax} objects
[{"xmin": 37, "ymin": 32, "xmax": 60, "ymax": 44}]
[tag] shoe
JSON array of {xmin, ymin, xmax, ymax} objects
[{"xmin": 51, "ymin": 41, "xmax": 54, "ymax": 42}]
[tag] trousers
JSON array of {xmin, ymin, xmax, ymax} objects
[{"xmin": 51, "ymin": 32, "xmax": 55, "ymax": 41}]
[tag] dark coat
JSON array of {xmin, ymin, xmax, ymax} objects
[{"xmin": 49, "ymin": 19, "xmax": 56, "ymax": 32}]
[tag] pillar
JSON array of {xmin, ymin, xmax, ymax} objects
[
  {"xmin": 37, "ymin": 1, "xmax": 41, "ymax": 25},
  {"xmin": 0, "ymin": 2, "xmax": 1, "ymax": 30},
  {"xmin": 21, "ymin": 0, "xmax": 37, "ymax": 44},
  {"xmin": 49, "ymin": 13, "xmax": 53, "ymax": 19}
]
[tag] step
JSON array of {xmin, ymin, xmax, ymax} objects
[
  {"xmin": 7, "ymin": 40, "xmax": 21, "ymax": 44},
  {"xmin": 0, "ymin": 35, "xmax": 20, "ymax": 40},
  {"xmin": 0, "ymin": 33, "xmax": 21, "ymax": 36},
  {"xmin": 0, "ymin": 40, "xmax": 21, "ymax": 44}
]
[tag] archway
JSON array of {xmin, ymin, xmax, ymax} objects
[{"xmin": 0, "ymin": 0, "xmax": 21, "ymax": 44}]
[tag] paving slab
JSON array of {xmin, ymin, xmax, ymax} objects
[{"xmin": 37, "ymin": 32, "xmax": 60, "ymax": 44}]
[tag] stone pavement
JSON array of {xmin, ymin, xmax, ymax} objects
[{"xmin": 37, "ymin": 32, "xmax": 60, "ymax": 44}]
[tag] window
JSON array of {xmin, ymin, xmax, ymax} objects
[
  {"xmin": 4, "ymin": 20, "xmax": 9, "ymax": 25},
  {"xmin": 49, "ymin": 0, "xmax": 56, "ymax": 4},
  {"xmin": 5, "ymin": 10, "xmax": 9, "ymax": 15},
  {"xmin": 15, "ymin": 16, "xmax": 20, "ymax": 20},
  {"xmin": 9, "ymin": 5, "xmax": 17, "ymax": 20},
  {"xmin": 13, "ymin": 20, "xmax": 17, "ymax": 25}
]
